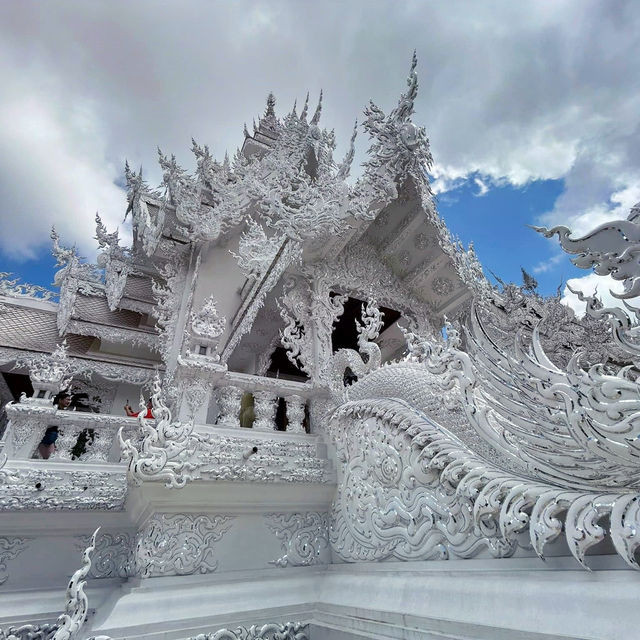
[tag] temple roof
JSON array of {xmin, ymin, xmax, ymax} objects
[{"xmin": 0, "ymin": 301, "xmax": 93, "ymax": 354}]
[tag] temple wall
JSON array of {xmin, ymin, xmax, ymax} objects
[{"xmin": 192, "ymin": 238, "xmax": 246, "ymax": 345}]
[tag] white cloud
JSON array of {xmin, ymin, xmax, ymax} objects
[
  {"xmin": 561, "ymin": 273, "xmax": 639, "ymax": 317},
  {"xmin": 0, "ymin": 0, "xmax": 638, "ymax": 265},
  {"xmin": 0, "ymin": 51, "xmax": 126, "ymax": 259},
  {"xmin": 532, "ymin": 252, "xmax": 565, "ymax": 274},
  {"xmin": 473, "ymin": 178, "xmax": 489, "ymax": 197}
]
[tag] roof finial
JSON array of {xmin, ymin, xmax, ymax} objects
[
  {"xmin": 395, "ymin": 51, "xmax": 419, "ymax": 122},
  {"xmin": 300, "ymin": 92, "xmax": 310, "ymax": 121},
  {"xmin": 337, "ymin": 119, "xmax": 358, "ymax": 180},
  {"xmin": 310, "ymin": 89, "xmax": 323, "ymax": 125},
  {"xmin": 291, "ymin": 98, "xmax": 297, "ymax": 117},
  {"xmin": 265, "ymin": 92, "xmax": 276, "ymax": 118},
  {"xmin": 243, "ymin": 122, "xmax": 250, "ymax": 138}
]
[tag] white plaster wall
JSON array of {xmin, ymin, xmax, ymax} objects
[
  {"xmin": 3, "ymin": 557, "xmax": 636, "ymax": 640},
  {"xmin": 193, "ymin": 237, "xmax": 247, "ymax": 347}
]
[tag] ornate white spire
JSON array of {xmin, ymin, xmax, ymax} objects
[
  {"xmin": 310, "ymin": 90, "xmax": 323, "ymax": 125},
  {"xmin": 336, "ymin": 120, "xmax": 358, "ymax": 180},
  {"xmin": 300, "ymin": 92, "xmax": 310, "ymax": 121}
]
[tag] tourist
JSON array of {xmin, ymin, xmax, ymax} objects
[
  {"xmin": 37, "ymin": 426, "xmax": 59, "ymax": 459},
  {"xmin": 125, "ymin": 398, "xmax": 154, "ymax": 419},
  {"xmin": 52, "ymin": 391, "xmax": 72, "ymax": 410}
]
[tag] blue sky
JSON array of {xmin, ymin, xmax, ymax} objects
[
  {"xmin": 437, "ymin": 176, "xmax": 573, "ymax": 296},
  {"xmin": 2, "ymin": 174, "xmax": 575, "ymax": 298},
  {"xmin": 1, "ymin": 1, "xmax": 639, "ymax": 312}
]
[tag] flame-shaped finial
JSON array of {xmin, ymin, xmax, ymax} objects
[{"xmin": 310, "ymin": 89, "xmax": 323, "ymax": 125}]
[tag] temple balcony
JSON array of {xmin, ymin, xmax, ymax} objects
[{"xmin": 0, "ymin": 372, "xmax": 335, "ymax": 548}]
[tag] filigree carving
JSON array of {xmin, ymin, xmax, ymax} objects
[
  {"xmin": 278, "ymin": 278, "xmax": 313, "ymax": 377},
  {"xmin": 50, "ymin": 228, "xmax": 102, "ymax": 335},
  {"xmin": 231, "ymin": 220, "xmax": 284, "ymax": 280},
  {"xmin": 533, "ymin": 200, "xmax": 640, "ymax": 298},
  {"xmin": 0, "ymin": 624, "xmax": 58, "ymax": 640},
  {"xmin": 52, "ymin": 528, "xmax": 99, "ymax": 640},
  {"xmin": 95, "ymin": 214, "xmax": 132, "ymax": 311},
  {"xmin": 190, "ymin": 296, "xmax": 226, "ymax": 357},
  {"xmin": 0, "ymin": 468, "xmax": 126, "ymax": 511},
  {"xmin": 152, "ymin": 261, "xmax": 186, "ymax": 366},
  {"xmin": 0, "ymin": 537, "xmax": 28, "ymax": 585},
  {"xmin": 216, "ymin": 386, "xmax": 242, "ymax": 428},
  {"xmin": 285, "ymin": 395, "xmax": 305, "ymax": 434},
  {"xmin": 186, "ymin": 622, "xmax": 308, "ymax": 640},
  {"xmin": 253, "ymin": 391, "xmax": 277, "ymax": 431},
  {"xmin": 119, "ymin": 376, "xmax": 198, "ymax": 489},
  {"xmin": 358, "ymin": 52, "xmax": 433, "ymax": 207},
  {"xmin": 325, "ymin": 299, "xmax": 384, "ymax": 401},
  {"xmin": 265, "ymin": 512, "xmax": 329, "ymax": 567},
  {"xmin": 134, "ymin": 514, "xmax": 233, "ymax": 577},
  {"xmin": 15, "ymin": 341, "xmax": 72, "ymax": 398},
  {"xmin": 0, "ymin": 272, "xmax": 55, "ymax": 301},
  {"xmin": 75, "ymin": 532, "xmax": 133, "ymax": 579},
  {"xmin": 182, "ymin": 378, "xmax": 212, "ymax": 420}
]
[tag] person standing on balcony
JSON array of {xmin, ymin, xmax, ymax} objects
[
  {"xmin": 37, "ymin": 426, "xmax": 59, "ymax": 459},
  {"xmin": 52, "ymin": 391, "xmax": 72, "ymax": 410},
  {"xmin": 124, "ymin": 398, "xmax": 154, "ymax": 419},
  {"xmin": 37, "ymin": 391, "xmax": 71, "ymax": 459}
]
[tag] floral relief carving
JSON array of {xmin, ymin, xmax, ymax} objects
[
  {"xmin": 265, "ymin": 512, "xmax": 329, "ymax": 567},
  {"xmin": 0, "ymin": 537, "xmax": 29, "ymax": 585},
  {"xmin": 184, "ymin": 622, "xmax": 308, "ymax": 640},
  {"xmin": 74, "ymin": 532, "xmax": 133, "ymax": 579},
  {"xmin": 134, "ymin": 513, "xmax": 233, "ymax": 577},
  {"xmin": 0, "ymin": 468, "xmax": 126, "ymax": 512}
]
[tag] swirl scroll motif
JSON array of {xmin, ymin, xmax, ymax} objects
[
  {"xmin": 265, "ymin": 512, "xmax": 330, "ymax": 567},
  {"xmin": 329, "ymin": 399, "xmax": 640, "ymax": 570}
]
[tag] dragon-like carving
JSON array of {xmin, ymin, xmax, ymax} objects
[
  {"xmin": 52, "ymin": 529, "xmax": 99, "ymax": 640},
  {"xmin": 94, "ymin": 214, "xmax": 131, "ymax": 311},
  {"xmin": 118, "ymin": 376, "xmax": 198, "ymax": 489},
  {"xmin": 325, "ymin": 298, "xmax": 384, "ymax": 401}
]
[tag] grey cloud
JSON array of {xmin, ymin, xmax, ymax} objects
[{"xmin": 0, "ymin": 0, "xmax": 639, "ymax": 258}]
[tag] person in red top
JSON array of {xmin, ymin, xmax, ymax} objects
[{"xmin": 124, "ymin": 398, "xmax": 154, "ymax": 419}]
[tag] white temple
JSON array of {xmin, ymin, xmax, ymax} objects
[{"xmin": 1, "ymin": 55, "xmax": 639, "ymax": 640}]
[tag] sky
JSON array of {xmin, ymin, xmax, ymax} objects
[{"xmin": 1, "ymin": 0, "xmax": 639, "ymax": 314}]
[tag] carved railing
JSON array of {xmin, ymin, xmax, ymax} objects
[
  {"xmin": 211, "ymin": 373, "xmax": 315, "ymax": 434},
  {"xmin": 2, "ymin": 403, "xmax": 140, "ymax": 463}
]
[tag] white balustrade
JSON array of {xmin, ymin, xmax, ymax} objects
[
  {"xmin": 210, "ymin": 374, "xmax": 313, "ymax": 433},
  {"xmin": 285, "ymin": 395, "xmax": 306, "ymax": 434},
  {"xmin": 216, "ymin": 386, "xmax": 243, "ymax": 428},
  {"xmin": 50, "ymin": 425, "xmax": 85, "ymax": 460},
  {"xmin": 4, "ymin": 402, "xmax": 141, "ymax": 463},
  {"xmin": 81, "ymin": 428, "xmax": 112, "ymax": 462},
  {"xmin": 253, "ymin": 391, "xmax": 278, "ymax": 431}
]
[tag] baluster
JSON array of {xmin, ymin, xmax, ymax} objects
[
  {"xmin": 286, "ymin": 395, "xmax": 306, "ymax": 434},
  {"xmin": 216, "ymin": 386, "xmax": 243, "ymax": 428},
  {"xmin": 253, "ymin": 391, "xmax": 277, "ymax": 431},
  {"xmin": 50, "ymin": 425, "xmax": 83, "ymax": 460},
  {"xmin": 81, "ymin": 428, "xmax": 112, "ymax": 462},
  {"xmin": 9, "ymin": 418, "xmax": 42, "ymax": 458}
]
